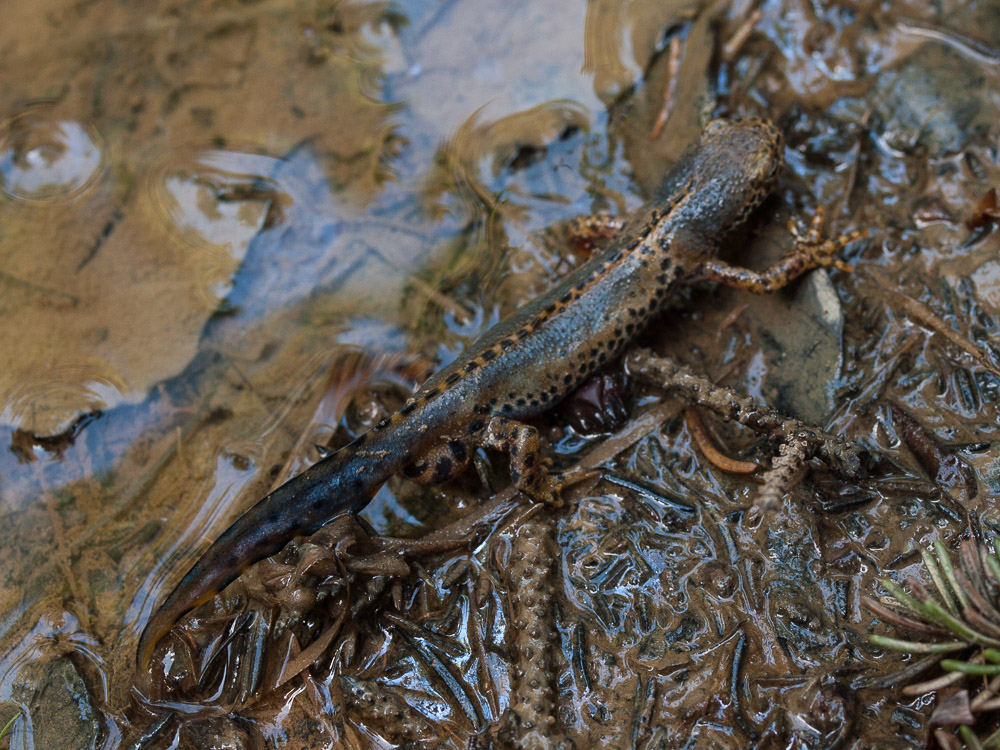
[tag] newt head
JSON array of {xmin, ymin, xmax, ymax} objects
[
  {"xmin": 655, "ymin": 117, "xmax": 784, "ymax": 241},
  {"xmin": 697, "ymin": 117, "xmax": 784, "ymax": 225}
]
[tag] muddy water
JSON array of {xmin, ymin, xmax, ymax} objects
[{"xmin": 1, "ymin": 0, "xmax": 999, "ymax": 747}]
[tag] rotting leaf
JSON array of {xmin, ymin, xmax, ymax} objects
[
  {"xmin": 890, "ymin": 402, "xmax": 977, "ymax": 504},
  {"xmin": 932, "ymin": 688, "xmax": 975, "ymax": 728}
]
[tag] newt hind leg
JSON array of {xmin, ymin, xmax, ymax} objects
[
  {"xmin": 482, "ymin": 416, "xmax": 562, "ymax": 507},
  {"xmin": 402, "ymin": 418, "xmax": 562, "ymax": 506},
  {"xmin": 700, "ymin": 206, "xmax": 868, "ymax": 294},
  {"xmin": 402, "ymin": 439, "xmax": 473, "ymax": 485}
]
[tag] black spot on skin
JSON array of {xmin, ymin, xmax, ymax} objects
[
  {"xmin": 577, "ymin": 363, "xmax": 587, "ymax": 373},
  {"xmin": 660, "ymin": 257, "xmax": 672, "ymax": 270},
  {"xmin": 626, "ymin": 323, "xmax": 635, "ymax": 334},
  {"xmin": 510, "ymin": 444, "xmax": 519, "ymax": 457},
  {"xmin": 449, "ymin": 441, "xmax": 468, "ymax": 462},
  {"xmin": 511, "ymin": 468, "xmax": 521, "ymax": 485},
  {"xmin": 474, "ymin": 404, "xmax": 490, "ymax": 414},
  {"xmin": 469, "ymin": 419, "xmax": 485, "ymax": 433},
  {"xmin": 481, "ymin": 349, "xmax": 497, "ymax": 361},
  {"xmin": 445, "ymin": 373, "xmax": 461, "ymax": 385},
  {"xmin": 524, "ymin": 453, "xmax": 536, "ymax": 469},
  {"xmin": 464, "ymin": 360, "xmax": 479, "ymax": 373},
  {"xmin": 599, "ymin": 352, "xmax": 608, "ymax": 363},
  {"xmin": 500, "ymin": 338, "xmax": 515, "ymax": 349},
  {"xmin": 526, "ymin": 392, "xmax": 534, "ymax": 399},
  {"xmin": 540, "ymin": 393, "xmax": 550, "ymax": 402},
  {"xmin": 530, "ymin": 399, "xmax": 539, "ymax": 407},
  {"xmin": 502, "ymin": 404, "xmax": 514, "ymax": 413},
  {"xmin": 374, "ymin": 418, "xmax": 391, "ymax": 430},
  {"xmin": 432, "ymin": 457, "xmax": 453, "ymax": 483},
  {"xmin": 400, "ymin": 402, "xmax": 417, "ymax": 415},
  {"xmin": 563, "ymin": 374, "xmax": 573, "ymax": 384},
  {"xmin": 402, "ymin": 462, "xmax": 426, "ymax": 478},
  {"xmin": 574, "ymin": 280, "xmax": 587, "ymax": 292},
  {"xmin": 425, "ymin": 387, "xmax": 440, "ymax": 399},
  {"xmin": 656, "ymin": 273, "xmax": 668, "ymax": 284},
  {"xmin": 608, "ymin": 250, "xmax": 623, "ymax": 263},
  {"xmin": 614, "ymin": 328, "xmax": 623, "ymax": 337},
  {"xmin": 624, "ymin": 239, "xmax": 639, "ymax": 251},
  {"xmin": 516, "ymin": 397, "xmax": 526, "ymax": 406},
  {"xmin": 628, "ymin": 308, "xmax": 637, "ymax": 317},
  {"xmin": 545, "ymin": 303, "xmax": 557, "ymax": 315},
  {"xmin": 560, "ymin": 292, "xmax": 573, "ymax": 305}
]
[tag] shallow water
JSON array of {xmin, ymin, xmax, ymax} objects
[{"xmin": 1, "ymin": 0, "xmax": 1000, "ymax": 747}]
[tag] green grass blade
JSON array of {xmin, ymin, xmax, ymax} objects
[
  {"xmin": 0, "ymin": 712, "xmax": 19, "ymax": 740},
  {"xmin": 934, "ymin": 541, "xmax": 969, "ymax": 612},
  {"xmin": 960, "ymin": 725, "xmax": 986, "ymax": 750},
  {"xmin": 940, "ymin": 660, "xmax": 1000, "ymax": 676},
  {"xmin": 869, "ymin": 635, "xmax": 968, "ymax": 654},
  {"xmin": 923, "ymin": 599, "xmax": 1000, "ymax": 647},
  {"xmin": 986, "ymin": 554, "xmax": 1000, "ymax": 589},
  {"xmin": 926, "ymin": 544, "xmax": 959, "ymax": 613},
  {"xmin": 980, "ymin": 726, "xmax": 1000, "ymax": 748},
  {"xmin": 882, "ymin": 579, "xmax": 929, "ymax": 617}
]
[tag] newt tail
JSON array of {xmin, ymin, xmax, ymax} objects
[{"xmin": 136, "ymin": 433, "xmax": 395, "ymax": 668}]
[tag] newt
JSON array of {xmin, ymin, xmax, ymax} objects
[{"xmin": 137, "ymin": 117, "xmax": 860, "ymax": 669}]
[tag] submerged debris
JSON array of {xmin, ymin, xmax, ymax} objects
[
  {"xmin": 967, "ymin": 187, "xmax": 1000, "ymax": 231},
  {"xmin": 340, "ymin": 674, "xmax": 434, "ymax": 744},
  {"xmin": 889, "ymin": 402, "xmax": 978, "ymax": 505}
]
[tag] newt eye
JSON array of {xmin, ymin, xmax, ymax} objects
[{"xmin": 703, "ymin": 119, "xmax": 728, "ymax": 139}]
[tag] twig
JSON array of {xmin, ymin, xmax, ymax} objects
[
  {"xmin": 684, "ymin": 407, "xmax": 758, "ymax": 474},
  {"xmin": 722, "ymin": 7, "xmax": 763, "ymax": 62},
  {"xmin": 650, "ymin": 35, "xmax": 683, "ymax": 140}
]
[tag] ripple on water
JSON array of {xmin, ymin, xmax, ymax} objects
[
  {"xmin": 0, "ymin": 361, "xmax": 128, "ymax": 437},
  {"xmin": 0, "ymin": 108, "xmax": 103, "ymax": 202},
  {"xmin": 146, "ymin": 150, "xmax": 276, "ymax": 256},
  {"xmin": 141, "ymin": 149, "xmax": 277, "ymax": 307}
]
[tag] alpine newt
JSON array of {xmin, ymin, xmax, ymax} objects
[{"xmin": 137, "ymin": 117, "xmax": 859, "ymax": 668}]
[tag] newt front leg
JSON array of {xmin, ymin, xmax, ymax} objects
[{"xmin": 699, "ymin": 207, "xmax": 865, "ymax": 293}]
